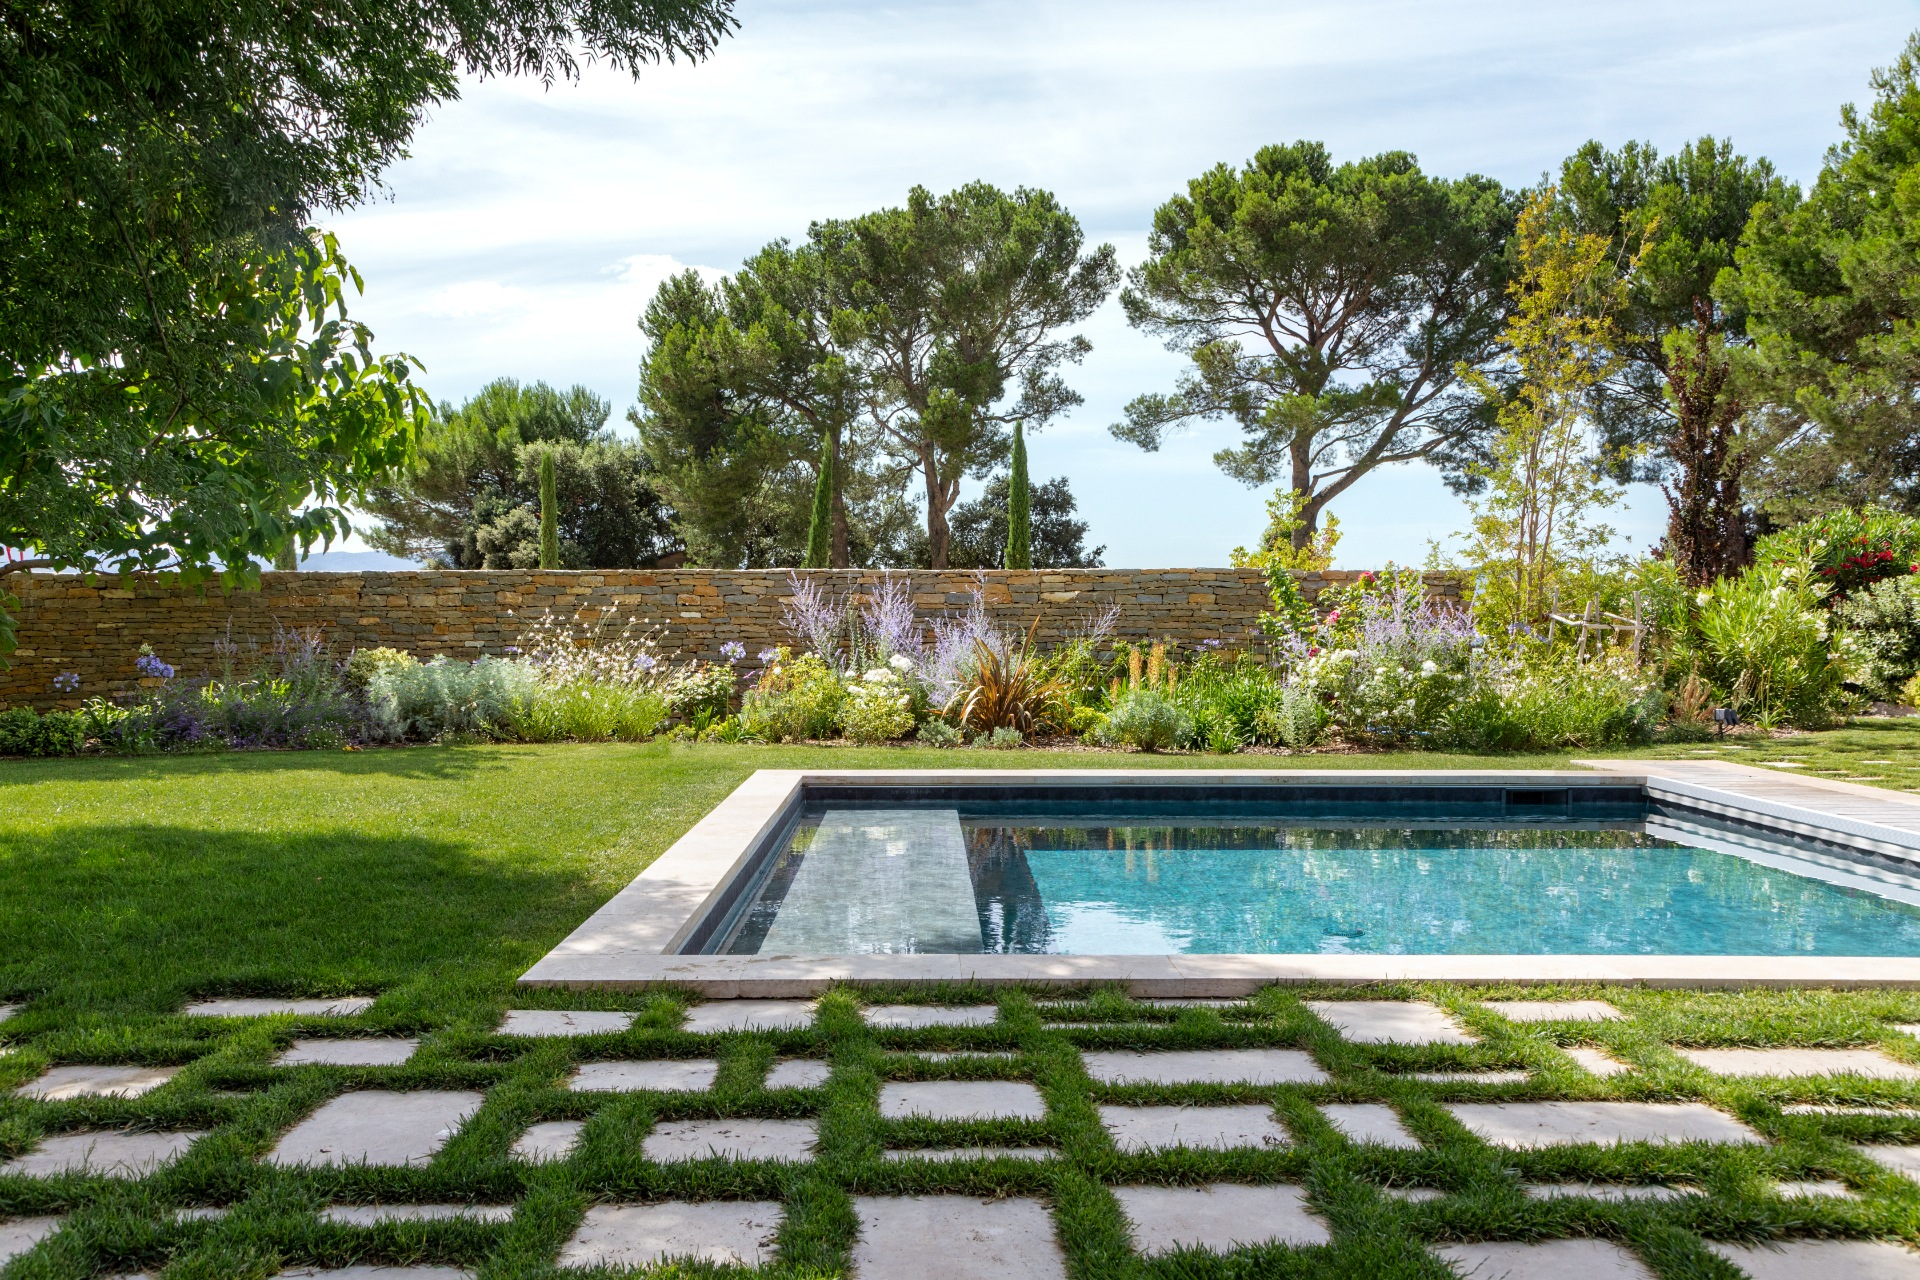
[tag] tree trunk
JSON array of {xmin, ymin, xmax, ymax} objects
[
  {"xmin": 1288, "ymin": 439, "xmax": 1314, "ymax": 552},
  {"xmin": 923, "ymin": 442, "xmax": 952, "ymax": 569}
]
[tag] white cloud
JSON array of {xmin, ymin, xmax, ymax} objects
[{"xmin": 322, "ymin": 0, "xmax": 1918, "ymax": 566}]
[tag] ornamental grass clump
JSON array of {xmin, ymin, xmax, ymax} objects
[
  {"xmin": 504, "ymin": 606, "xmax": 671, "ymax": 741},
  {"xmin": 944, "ymin": 623, "xmax": 1067, "ymax": 737}
]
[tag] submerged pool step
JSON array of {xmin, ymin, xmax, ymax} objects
[{"xmin": 760, "ymin": 809, "xmax": 983, "ymax": 954}]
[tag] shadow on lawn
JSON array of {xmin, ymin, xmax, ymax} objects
[
  {"xmin": 0, "ymin": 824, "xmax": 607, "ymax": 1016},
  {"xmin": 0, "ymin": 742, "xmax": 543, "ymax": 787}
]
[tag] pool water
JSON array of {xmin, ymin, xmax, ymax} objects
[{"xmin": 716, "ymin": 806, "xmax": 1920, "ymax": 957}]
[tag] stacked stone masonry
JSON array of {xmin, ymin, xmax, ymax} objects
[{"xmin": 5, "ymin": 568, "xmax": 1461, "ymax": 709}]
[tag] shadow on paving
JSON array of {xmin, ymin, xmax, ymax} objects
[{"xmin": 0, "ymin": 824, "xmax": 604, "ymax": 1017}]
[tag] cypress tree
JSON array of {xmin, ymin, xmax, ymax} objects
[
  {"xmin": 537, "ymin": 450, "xmax": 559, "ymax": 569},
  {"xmin": 1005, "ymin": 420, "xmax": 1032, "ymax": 569},
  {"xmin": 804, "ymin": 430, "xmax": 833, "ymax": 568}
]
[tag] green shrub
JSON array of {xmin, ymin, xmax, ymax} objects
[
  {"xmin": 663, "ymin": 661, "xmax": 737, "ymax": 729},
  {"xmin": 0, "ymin": 706, "xmax": 85, "ymax": 756},
  {"xmin": 915, "ymin": 719, "xmax": 962, "ymax": 748},
  {"xmin": 344, "ymin": 646, "xmax": 418, "ymax": 694},
  {"xmin": 366, "ymin": 656, "xmax": 534, "ymax": 740},
  {"xmin": 738, "ymin": 652, "xmax": 844, "ymax": 743},
  {"xmin": 1685, "ymin": 558, "xmax": 1852, "ymax": 727},
  {"xmin": 974, "ymin": 726, "xmax": 1024, "ymax": 749},
  {"xmin": 1496, "ymin": 656, "xmax": 1662, "ymax": 749},
  {"xmin": 1096, "ymin": 688, "xmax": 1190, "ymax": 752},
  {"xmin": 840, "ymin": 666, "xmax": 916, "ymax": 743},
  {"xmin": 508, "ymin": 680, "xmax": 667, "ymax": 742},
  {"xmin": 1256, "ymin": 683, "xmax": 1327, "ymax": 749},
  {"xmin": 1753, "ymin": 505, "xmax": 1920, "ymax": 601},
  {"xmin": 1836, "ymin": 574, "xmax": 1920, "ymax": 701}
]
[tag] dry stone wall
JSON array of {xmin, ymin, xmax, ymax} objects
[{"xmin": 4, "ymin": 568, "xmax": 1462, "ymax": 709}]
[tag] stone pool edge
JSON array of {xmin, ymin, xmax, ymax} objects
[{"xmin": 517, "ymin": 768, "xmax": 1920, "ymax": 994}]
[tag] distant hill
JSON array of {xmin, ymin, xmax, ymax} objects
[{"xmin": 290, "ymin": 550, "xmax": 424, "ymax": 572}]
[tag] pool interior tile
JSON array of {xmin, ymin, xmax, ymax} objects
[
  {"xmin": 1302, "ymin": 1001, "xmax": 1479, "ymax": 1045},
  {"xmin": 878, "ymin": 1081, "xmax": 1047, "ymax": 1122},
  {"xmin": 851, "ymin": 1195, "xmax": 1067, "ymax": 1280},
  {"xmin": 642, "ymin": 1118, "xmax": 818, "ymax": 1163},
  {"xmin": 568, "ymin": 1060, "xmax": 718, "ymax": 1093},
  {"xmin": 274, "ymin": 1038, "xmax": 418, "ymax": 1068},
  {"xmin": 1318, "ymin": 1103, "xmax": 1421, "ymax": 1149},
  {"xmin": 1113, "ymin": 1183, "xmax": 1330, "ymax": 1254},
  {"xmin": 558, "ymin": 1201, "xmax": 785, "ymax": 1270},
  {"xmin": 496, "ymin": 1010, "xmax": 635, "ymax": 1037},
  {"xmin": 1099, "ymin": 1104, "xmax": 1291, "ymax": 1154}
]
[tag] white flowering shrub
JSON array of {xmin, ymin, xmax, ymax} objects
[{"xmin": 839, "ymin": 663, "xmax": 916, "ymax": 742}]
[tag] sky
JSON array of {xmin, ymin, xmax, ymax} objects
[{"xmin": 317, "ymin": 0, "xmax": 1920, "ymax": 570}]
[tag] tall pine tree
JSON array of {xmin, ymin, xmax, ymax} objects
[
  {"xmin": 804, "ymin": 430, "xmax": 834, "ymax": 568},
  {"xmin": 538, "ymin": 450, "xmax": 559, "ymax": 569},
  {"xmin": 1005, "ymin": 421, "xmax": 1032, "ymax": 569}
]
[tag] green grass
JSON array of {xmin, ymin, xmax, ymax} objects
[
  {"xmin": 3, "ymin": 742, "xmax": 1920, "ymax": 1277},
  {"xmin": 1621, "ymin": 716, "xmax": 1920, "ymax": 793}
]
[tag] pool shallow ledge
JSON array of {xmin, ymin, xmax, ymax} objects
[{"xmin": 516, "ymin": 767, "xmax": 1920, "ymax": 994}]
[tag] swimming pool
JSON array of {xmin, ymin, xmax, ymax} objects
[
  {"xmin": 709, "ymin": 789, "xmax": 1920, "ymax": 958},
  {"xmin": 518, "ymin": 769, "xmax": 1920, "ymax": 992}
]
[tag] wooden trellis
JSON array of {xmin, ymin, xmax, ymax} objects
[{"xmin": 1545, "ymin": 592, "xmax": 1648, "ymax": 661}]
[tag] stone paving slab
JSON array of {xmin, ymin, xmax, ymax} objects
[
  {"xmin": 1709, "ymin": 1240, "xmax": 1920, "ymax": 1279},
  {"xmin": 850, "ymin": 1195, "xmax": 1066, "ymax": 1280},
  {"xmin": 1447, "ymin": 1102, "xmax": 1761, "ymax": 1148},
  {"xmin": 184, "ymin": 998, "xmax": 374, "ymax": 1018},
  {"xmin": 1898, "ymin": 1024, "xmax": 1920, "ymax": 1039},
  {"xmin": 16, "ymin": 1064, "xmax": 179, "ymax": 1100},
  {"xmin": 1140, "ymin": 999, "xmax": 1249, "ymax": 1010},
  {"xmin": 275, "ymin": 1039, "xmax": 417, "ymax": 1067},
  {"xmin": 1318, "ymin": 1104, "xmax": 1420, "ymax": 1149},
  {"xmin": 1787, "ymin": 1104, "xmax": 1920, "ymax": 1116},
  {"xmin": 1114, "ymin": 1183, "xmax": 1329, "ymax": 1254},
  {"xmin": 1081, "ymin": 1049, "xmax": 1328, "ymax": 1086},
  {"xmin": 888, "ymin": 1051, "xmax": 1021, "ymax": 1063},
  {"xmin": 4, "ymin": 1131, "xmax": 205, "ymax": 1178},
  {"xmin": 1563, "ymin": 1047, "xmax": 1632, "ymax": 1078},
  {"xmin": 681, "ymin": 1001, "xmax": 815, "ymax": 1033},
  {"xmin": 1861, "ymin": 1145, "xmax": 1920, "ymax": 1181},
  {"xmin": 1435, "ymin": 1239, "xmax": 1656, "ymax": 1279},
  {"xmin": 879, "ymin": 1081, "xmax": 1047, "ymax": 1121},
  {"xmin": 568, "ymin": 1060, "xmax": 717, "ymax": 1093},
  {"xmin": 1099, "ymin": 1105, "xmax": 1290, "ymax": 1154},
  {"xmin": 1522, "ymin": 1183, "xmax": 1699, "ymax": 1201},
  {"xmin": 642, "ymin": 1118, "xmax": 818, "ymax": 1163},
  {"xmin": 496, "ymin": 1011, "xmax": 635, "ymax": 1037},
  {"xmin": 1303, "ymin": 1001, "xmax": 1478, "ymax": 1045},
  {"xmin": 174, "ymin": 1208, "xmax": 230, "ymax": 1222},
  {"xmin": 0, "ymin": 1216, "xmax": 61, "ymax": 1264},
  {"xmin": 866, "ymin": 1005, "xmax": 999, "ymax": 1028},
  {"xmin": 0, "ymin": 1005, "xmax": 17, "ymax": 1024},
  {"xmin": 510, "ymin": 1121, "xmax": 584, "ymax": 1163},
  {"xmin": 1676, "ymin": 1047, "xmax": 1920, "ymax": 1080},
  {"xmin": 279, "ymin": 1270, "xmax": 473, "ymax": 1279},
  {"xmin": 320, "ymin": 1204, "xmax": 515, "ymax": 1225},
  {"xmin": 1479, "ymin": 1001, "xmax": 1623, "ymax": 1023},
  {"xmin": 267, "ymin": 1091, "xmax": 482, "ymax": 1167},
  {"xmin": 1380, "ymin": 1187, "xmax": 1447, "ymax": 1202},
  {"xmin": 764, "ymin": 1059, "xmax": 832, "ymax": 1090},
  {"xmin": 1405, "ymin": 1071, "xmax": 1530, "ymax": 1085},
  {"xmin": 1771, "ymin": 1180, "xmax": 1855, "ymax": 1198},
  {"xmin": 558, "ymin": 1201, "xmax": 783, "ymax": 1269},
  {"xmin": 882, "ymin": 1147, "xmax": 1058, "ymax": 1162}
]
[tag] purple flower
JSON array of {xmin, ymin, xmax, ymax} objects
[
  {"xmin": 135, "ymin": 651, "xmax": 175, "ymax": 680},
  {"xmin": 51, "ymin": 671, "xmax": 80, "ymax": 693},
  {"xmin": 758, "ymin": 647, "xmax": 778, "ymax": 663},
  {"xmin": 632, "ymin": 653, "xmax": 659, "ymax": 673},
  {"xmin": 720, "ymin": 641, "xmax": 746, "ymax": 662},
  {"xmin": 502, "ymin": 645, "xmax": 521, "ymax": 655}
]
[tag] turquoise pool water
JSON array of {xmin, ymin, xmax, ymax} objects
[{"xmin": 721, "ymin": 809, "xmax": 1920, "ymax": 956}]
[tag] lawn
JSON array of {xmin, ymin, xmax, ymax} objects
[
  {"xmin": 2, "ymin": 742, "xmax": 1919, "ymax": 1278},
  {"xmin": 1624, "ymin": 716, "xmax": 1920, "ymax": 793}
]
